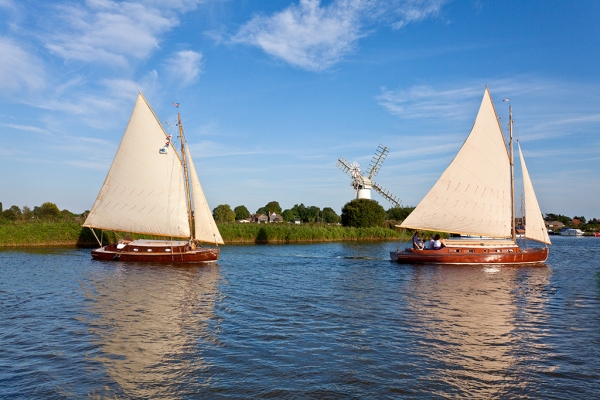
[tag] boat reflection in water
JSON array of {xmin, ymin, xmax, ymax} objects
[
  {"xmin": 406, "ymin": 264, "xmax": 551, "ymax": 397},
  {"xmin": 82, "ymin": 263, "xmax": 220, "ymax": 398}
]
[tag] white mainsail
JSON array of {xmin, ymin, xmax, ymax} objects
[
  {"xmin": 186, "ymin": 146, "xmax": 224, "ymax": 245},
  {"xmin": 400, "ymin": 88, "xmax": 513, "ymax": 237},
  {"xmin": 84, "ymin": 93, "xmax": 190, "ymax": 237},
  {"xmin": 518, "ymin": 143, "xmax": 551, "ymax": 245}
]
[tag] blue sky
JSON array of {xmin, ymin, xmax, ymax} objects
[{"xmin": 1, "ymin": 0, "xmax": 599, "ymax": 219}]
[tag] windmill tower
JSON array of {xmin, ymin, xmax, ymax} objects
[{"xmin": 337, "ymin": 144, "xmax": 401, "ymax": 207}]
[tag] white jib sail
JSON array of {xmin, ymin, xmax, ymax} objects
[
  {"xmin": 186, "ymin": 146, "xmax": 224, "ymax": 245},
  {"xmin": 518, "ymin": 142, "xmax": 551, "ymax": 245},
  {"xmin": 401, "ymin": 88, "xmax": 513, "ymax": 237},
  {"xmin": 84, "ymin": 93, "xmax": 191, "ymax": 237}
]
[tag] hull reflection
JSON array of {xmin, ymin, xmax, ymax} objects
[
  {"xmin": 407, "ymin": 265, "xmax": 551, "ymax": 397},
  {"xmin": 82, "ymin": 263, "xmax": 220, "ymax": 398}
]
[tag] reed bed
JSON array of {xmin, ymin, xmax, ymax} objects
[
  {"xmin": 0, "ymin": 220, "xmax": 92, "ymax": 247},
  {"xmin": 0, "ymin": 221, "xmax": 409, "ymax": 247},
  {"xmin": 219, "ymin": 223, "xmax": 407, "ymax": 244}
]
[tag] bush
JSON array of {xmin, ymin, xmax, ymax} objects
[
  {"xmin": 341, "ymin": 199, "xmax": 386, "ymax": 228},
  {"xmin": 213, "ymin": 204, "xmax": 235, "ymax": 223},
  {"xmin": 34, "ymin": 202, "xmax": 61, "ymax": 219},
  {"xmin": 234, "ymin": 205, "xmax": 250, "ymax": 220},
  {"xmin": 387, "ymin": 206, "xmax": 415, "ymax": 222}
]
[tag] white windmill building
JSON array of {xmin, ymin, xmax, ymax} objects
[{"xmin": 337, "ymin": 144, "xmax": 401, "ymax": 207}]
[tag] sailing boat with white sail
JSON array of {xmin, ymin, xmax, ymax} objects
[
  {"xmin": 84, "ymin": 93, "xmax": 223, "ymax": 262},
  {"xmin": 390, "ymin": 88, "xmax": 550, "ymax": 264}
]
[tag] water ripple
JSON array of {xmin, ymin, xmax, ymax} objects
[{"xmin": 1, "ymin": 238, "xmax": 600, "ymax": 398}]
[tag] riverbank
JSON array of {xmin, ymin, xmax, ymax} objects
[{"xmin": 0, "ymin": 221, "xmax": 408, "ymax": 247}]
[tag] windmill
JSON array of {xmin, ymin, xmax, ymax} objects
[{"xmin": 337, "ymin": 144, "xmax": 401, "ymax": 207}]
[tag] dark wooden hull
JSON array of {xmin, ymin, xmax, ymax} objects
[
  {"xmin": 91, "ymin": 240, "xmax": 219, "ymax": 263},
  {"xmin": 390, "ymin": 244, "xmax": 548, "ymax": 265}
]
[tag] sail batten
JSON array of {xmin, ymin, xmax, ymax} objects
[{"xmin": 400, "ymin": 88, "xmax": 512, "ymax": 237}]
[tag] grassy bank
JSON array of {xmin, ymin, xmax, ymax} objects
[
  {"xmin": 0, "ymin": 221, "xmax": 409, "ymax": 247},
  {"xmin": 219, "ymin": 223, "xmax": 406, "ymax": 243},
  {"xmin": 0, "ymin": 220, "xmax": 96, "ymax": 247}
]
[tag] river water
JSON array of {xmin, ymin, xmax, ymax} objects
[{"xmin": 1, "ymin": 236, "xmax": 599, "ymax": 398}]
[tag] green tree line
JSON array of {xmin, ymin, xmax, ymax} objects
[
  {"xmin": 0, "ymin": 201, "xmax": 88, "ymax": 223},
  {"xmin": 544, "ymin": 213, "xmax": 600, "ymax": 231},
  {"xmin": 213, "ymin": 199, "xmax": 416, "ymax": 228}
]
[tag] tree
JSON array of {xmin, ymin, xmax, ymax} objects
[
  {"xmin": 322, "ymin": 207, "xmax": 340, "ymax": 223},
  {"xmin": 212, "ymin": 204, "xmax": 235, "ymax": 223},
  {"xmin": 307, "ymin": 206, "xmax": 321, "ymax": 223},
  {"xmin": 234, "ymin": 205, "xmax": 250, "ymax": 220},
  {"xmin": 293, "ymin": 203, "xmax": 308, "ymax": 222},
  {"xmin": 2, "ymin": 209, "xmax": 17, "ymax": 221},
  {"xmin": 387, "ymin": 206, "xmax": 415, "ymax": 222},
  {"xmin": 22, "ymin": 206, "xmax": 33, "ymax": 220},
  {"xmin": 9, "ymin": 205, "xmax": 22, "ymax": 220},
  {"xmin": 574, "ymin": 216, "xmax": 587, "ymax": 224},
  {"xmin": 341, "ymin": 199, "xmax": 386, "ymax": 228},
  {"xmin": 264, "ymin": 201, "xmax": 282, "ymax": 215},
  {"xmin": 256, "ymin": 207, "xmax": 267, "ymax": 215},
  {"xmin": 544, "ymin": 213, "xmax": 571, "ymax": 225},
  {"xmin": 282, "ymin": 209, "xmax": 297, "ymax": 222},
  {"xmin": 34, "ymin": 202, "xmax": 61, "ymax": 219}
]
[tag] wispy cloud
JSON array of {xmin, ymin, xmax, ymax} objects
[
  {"xmin": 0, "ymin": 123, "xmax": 51, "ymax": 135},
  {"xmin": 377, "ymin": 78, "xmax": 600, "ymax": 142},
  {"xmin": 377, "ymin": 84, "xmax": 483, "ymax": 119},
  {"xmin": 164, "ymin": 50, "xmax": 203, "ymax": 87},
  {"xmin": 387, "ymin": 0, "xmax": 448, "ymax": 29},
  {"xmin": 189, "ymin": 140, "xmax": 268, "ymax": 158},
  {"xmin": 0, "ymin": 0, "xmax": 16, "ymax": 10},
  {"xmin": 44, "ymin": 1, "xmax": 180, "ymax": 67},
  {"xmin": 232, "ymin": 0, "xmax": 447, "ymax": 71},
  {"xmin": 0, "ymin": 37, "xmax": 46, "ymax": 93},
  {"xmin": 232, "ymin": 0, "xmax": 363, "ymax": 71}
]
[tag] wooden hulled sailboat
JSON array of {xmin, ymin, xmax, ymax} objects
[
  {"xmin": 84, "ymin": 93, "xmax": 224, "ymax": 263},
  {"xmin": 390, "ymin": 88, "xmax": 550, "ymax": 265}
]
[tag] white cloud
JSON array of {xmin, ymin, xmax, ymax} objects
[
  {"xmin": 0, "ymin": 37, "xmax": 46, "ymax": 93},
  {"xmin": 232, "ymin": 0, "xmax": 447, "ymax": 71},
  {"xmin": 164, "ymin": 50, "xmax": 203, "ymax": 86},
  {"xmin": 233, "ymin": 0, "xmax": 363, "ymax": 71},
  {"xmin": 44, "ymin": 1, "xmax": 183, "ymax": 67}
]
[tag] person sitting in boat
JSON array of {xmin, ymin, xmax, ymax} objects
[
  {"xmin": 432, "ymin": 234, "xmax": 444, "ymax": 250},
  {"xmin": 424, "ymin": 236, "xmax": 434, "ymax": 250},
  {"xmin": 412, "ymin": 231, "xmax": 424, "ymax": 250}
]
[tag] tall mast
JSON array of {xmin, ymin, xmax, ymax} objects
[
  {"xmin": 509, "ymin": 104, "xmax": 516, "ymax": 242},
  {"xmin": 178, "ymin": 112, "xmax": 194, "ymax": 239}
]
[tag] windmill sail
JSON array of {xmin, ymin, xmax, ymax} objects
[
  {"xmin": 83, "ymin": 93, "xmax": 190, "ymax": 237},
  {"xmin": 400, "ymin": 89, "xmax": 512, "ymax": 237},
  {"xmin": 518, "ymin": 142, "xmax": 551, "ymax": 245}
]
